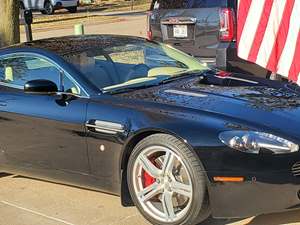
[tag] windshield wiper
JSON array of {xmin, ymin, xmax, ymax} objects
[
  {"xmin": 104, "ymin": 69, "xmax": 211, "ymax": 94},
  {"xmin": 160, "ymin": 69, "xmax": 209, "ymax": 84},
  {"xmin": 103, "ymin": 84, "xmax": 159, "ymax": 95}
]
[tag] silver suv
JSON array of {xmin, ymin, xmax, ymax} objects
[
  {"xmin": 148, "ymin": 0, "xmax": 270, "ymax": 78},
  {"xmin": 20, "ymin": 0, "xmax": 79, "ymax": 15}
]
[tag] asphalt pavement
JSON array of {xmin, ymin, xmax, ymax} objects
[{"xmin": 2, "ymin": 173, "xmax": 300, "ymax": 225}]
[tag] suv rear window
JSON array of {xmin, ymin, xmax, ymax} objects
[{"xmin": 153, "ymin": 0, "xmax": 227, "ymax": 9}]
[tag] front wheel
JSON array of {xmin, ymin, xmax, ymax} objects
[
  {"xmin": 41, "ymin": 1, "xmax": 54, "ymax": 15},
  {"xmin": 20, "ymin": 2, "xmax": 25, "ymax": 10},
  {"xmin": 127, "ymin": 134, "xmax": 210, "ymax": 225}
]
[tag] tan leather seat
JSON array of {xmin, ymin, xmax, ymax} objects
[
  {"xmin": 4, "ymin": 66, "xmax": 14, "ymax": 82},
  {"xmin": 70, "ymin": 86, "xmax": 80, "ymax": 94}
]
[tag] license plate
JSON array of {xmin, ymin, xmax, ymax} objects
[{"xmin": 173, "ymin": 25, "xmax": 188, "ymax": 38}]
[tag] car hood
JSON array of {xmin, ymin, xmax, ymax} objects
[{"xmin": 117, "ymin": 74, "xmax": 300, "ymax": 140}]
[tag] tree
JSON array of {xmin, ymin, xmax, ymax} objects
[{"xmin": 0, "ymin": 0, "xmax": 20, "ymax": 47}]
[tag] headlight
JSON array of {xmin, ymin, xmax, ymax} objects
[{"xmin": 219, "ymin": 131, "xmax": 299, "ymax": 154}]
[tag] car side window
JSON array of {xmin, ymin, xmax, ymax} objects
[
  {"xmin": 63, "ymin": 74, "xmax": 81, "ymax": 95},
  {"xmin": 0, "ymin": 56, "xmax": 61, "ymax": 88},
  {"xmin": 0, "ymin": 55, "xmax": 81, "ymax": 95}
]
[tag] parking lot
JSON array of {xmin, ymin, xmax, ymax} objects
[
  {"xmin": 20, "ymin": 10, "xmax": 148, "ymax": 42},
  {"xmin": 2, "ymin": 172, "xmax": 300, "ymax": 225}
]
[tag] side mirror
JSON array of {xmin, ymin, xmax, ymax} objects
[{"xmin": 24, "ymin": 79, "xmax": 58, "ymax": 95}]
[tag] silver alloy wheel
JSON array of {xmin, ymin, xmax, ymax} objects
[
  {"xmin": 44, "ymin": 1, "xmax": 53, "ymax": 14},
  {"xmin": 132, "ymin": 145, "xmax": 193, "ymax": 223}
]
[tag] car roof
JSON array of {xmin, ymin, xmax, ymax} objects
[{"xmin": 1, "ymin": 34, "xmax": 146, "ymax": 56}]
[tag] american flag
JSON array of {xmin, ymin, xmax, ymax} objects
[{"xmin": 237, "ymin": 0, "xmax": 300, "ymax": 83}]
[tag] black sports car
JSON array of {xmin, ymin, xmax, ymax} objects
[{"xmin": 0, "ymin": 35, "xmax": 300, "ymax": 225}]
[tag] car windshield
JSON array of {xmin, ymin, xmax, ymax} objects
[{"xmin": 63, "ymin": 41, "xmax": 207, "ymax": 93}]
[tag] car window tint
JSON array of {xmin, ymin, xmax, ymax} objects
[
  {"xmin": 109, "ymin": 49, "xmax": 145, "ymax": 65},
  {"xmin": 154, "ymin": 0, "xmax": 227, "ymax": 9},
  {"xmin": 0, "ymin": 56, "xmax": 61, "ymax": 88},
  {"xmin": 108, "ymin": 47, "xmax": 146, "ymax": 83},
  {"xmin": 63, "ymin": 75, "xmax": 81, "ymax": 95},
  {"xmin": 64, "ymin": 52, "xmax": 114, "ymax": 90},
  {"xmin": 105, "ymin": 44, "xmax": 189, "ymax": 84},
  {"xmin": 63, "ymin": 41, "xmax": 207, "ymax": 92}
]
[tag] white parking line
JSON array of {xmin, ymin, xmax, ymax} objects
[{"xmin": 0, "ymin": 200, "xmax": 76, "ymax": 225}]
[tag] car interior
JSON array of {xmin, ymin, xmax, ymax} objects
[
  {"xmin": 63, "ymin": 43, "xmax": 207, "ymax": 92},
  {"xmin": 0, "ymin": 56, "xmax": 80, "ymax": 94}
]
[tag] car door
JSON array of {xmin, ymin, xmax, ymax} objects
[
  {"xmin": 0, "ymin": 53, "xmax": 90, "ymax": 175},
  {"xmin": 23, "ymin": 0, "xmax": 37, "ymax": 9}
]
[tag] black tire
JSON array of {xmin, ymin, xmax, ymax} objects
[
  {"xmin": 127, "ymin": 134, "xmax": 210, "ymax": 225},
  {"xmin": 41, "ymin": 1, "xmax": 54, "ymax": 15},
  {"xmin": 19, "ymin": 2, "xmax": 25, "ymax": 10},
  {"xmin": 67, "ymin": 6, "xmax": 77, "ymax": 13}
]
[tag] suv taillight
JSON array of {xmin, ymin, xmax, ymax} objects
[
  {"xmin": 147, "ymin": 11, "xmax": 153, "ymax": 41},
  {"xmin": 219, "ymin": 8, "xmax": 235, "ymax": 42}
]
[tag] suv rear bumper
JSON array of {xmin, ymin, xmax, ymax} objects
[{"xmin": 216, "ymin": 42, "xmax": 270, "ymax": 78}]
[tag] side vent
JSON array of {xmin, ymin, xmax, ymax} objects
[
  {"xmin": 292, "ymin": 162, "xmax": 300, "ymax": 176},
  {"xmin": 86, "ymin": 120, "xmax": 125, "ymax": 135}
]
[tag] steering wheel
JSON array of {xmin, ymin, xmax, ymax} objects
[{"xmin": 125, "ymin": 64, "xmax": 151, "ymax": 82}]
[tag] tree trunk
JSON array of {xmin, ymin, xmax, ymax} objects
[{"xmin": 0, "ymin": 0, "xmax": 20, "ymax": 47}]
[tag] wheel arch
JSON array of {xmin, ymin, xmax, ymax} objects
[{"xmin": 119, "ymin": 128, "xmax": 197, "ymax": 206}]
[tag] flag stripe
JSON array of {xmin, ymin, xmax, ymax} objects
[
  {"xmin": 237, "ymin": 0, "xmax": 266, "ymax": 60},
  {"xmin": 237, "ymin": 0, "xmax": 300, "ymax": 81},
  {"xmin": 277, "ymin": 1, "xmax": 300, "ymax": 77},
  {"xmin": 237, "ymin": 0, "xmax": 252, "ymax": 46},
  {"xmin": 289, "ymin": 31, "xmax": 300, "ymax": 82},
  {"xmin": 247, "ymin": 0, "xmax": 274, "ymax": 62},
  {"xmin": 266, "ymin": 0, "xmax": 295, "ymax": 72},
  {"xmin": 255, "ymin": 0, "xmax": 287, "ymax": 68}
]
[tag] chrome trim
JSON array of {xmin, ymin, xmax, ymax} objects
[
  {"xmin": 0, "ymin": 81, "xmax": 23, "ymax": 90},
  {"xmin": 215, "ymin": 75, "xmax": 259, "ymax": 84},
  {"xmin": 292, "ymin": 162, "xmax": 300, "ymax": 176},
  {"xmin": 161, "ymin": 18, "xmax": 197, "ymax": 25},
  {"xmin": 86, "ymin": 120, "xmax": 125, "ymax": 134},
  {"xmin": 56, "ymin": 91, "xmax": 89, "ymax": 99},
  {"xmin": 164, "ymin": 89, "xmax": 207, "ymax": 98},
  {"xmin": 197, "ymin": 58, "xmax": 216, "ymax": 64}
]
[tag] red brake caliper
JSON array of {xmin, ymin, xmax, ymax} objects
[
  {"xmin": 143, "ymin": 170, "xmax": 156, "ymax": 187},
  {"xmin": 142, "ymin": 158, "xmax": 156, "ymax": 187}
]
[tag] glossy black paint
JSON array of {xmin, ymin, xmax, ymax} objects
[
  {"xmin": 0, "ymin": 35, "xmax": 300, "ymax": 219},
  {"xmin": 24, "ymin": 79, "xmax": 58, "ymax": 94}
]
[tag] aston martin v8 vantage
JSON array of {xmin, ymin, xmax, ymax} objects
[{"xmin": 0, "ymin": 35, "xmax": 300, "ymax": 225}]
